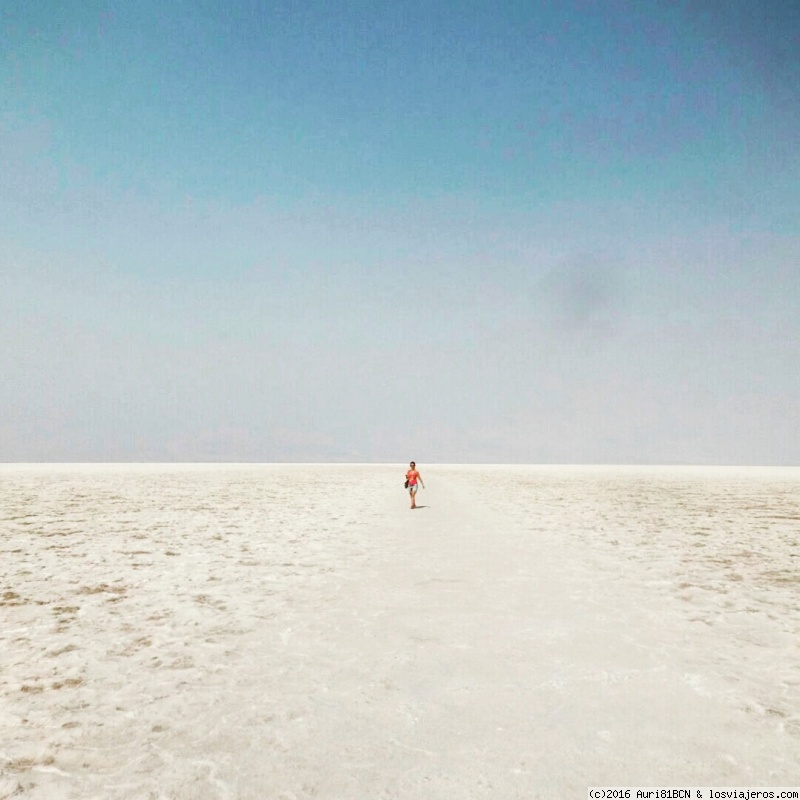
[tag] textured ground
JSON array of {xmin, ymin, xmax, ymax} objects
[{"xmin": 1, "ymin": 464, "xmax": 799, "ymax": 799}]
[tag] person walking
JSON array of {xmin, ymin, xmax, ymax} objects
[{"xmin": 405, "ymin": 461, "xmax": 424, "ymax": 509}]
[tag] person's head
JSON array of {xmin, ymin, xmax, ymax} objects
[{"xmin": 409, "ymin": 461, "xmax": 416, "ymax": 468}]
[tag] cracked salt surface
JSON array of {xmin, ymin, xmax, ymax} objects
[{"xmin": 1, "ymin": 463, "xmax": 799, "ymax": 799}]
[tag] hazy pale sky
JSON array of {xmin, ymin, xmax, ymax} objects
[{"xmin": 2, "ymin": 1, "xmax": 798, "ymax": 464}]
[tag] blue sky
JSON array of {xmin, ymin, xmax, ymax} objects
[{"xmin": 2, "ymin": 1, "xmax": 798, "ymax": 463}]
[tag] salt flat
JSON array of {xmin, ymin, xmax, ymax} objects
[{"xmin": 1, "ymin": 464, "xmax": 799, "ymax": 799}]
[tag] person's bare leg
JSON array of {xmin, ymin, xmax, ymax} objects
[{"xmin": 410, "ymin": 487, "xmax": 416, "ymax": 509}]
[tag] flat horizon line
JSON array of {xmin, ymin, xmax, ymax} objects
[{"xmin": 1, "ymin": 461, "xmax": 798, "ymax": 470}]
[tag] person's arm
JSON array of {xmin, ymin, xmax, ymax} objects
[{"xmin": 419, "ymin": 472, "xmax": 425, "ymax": 489}]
